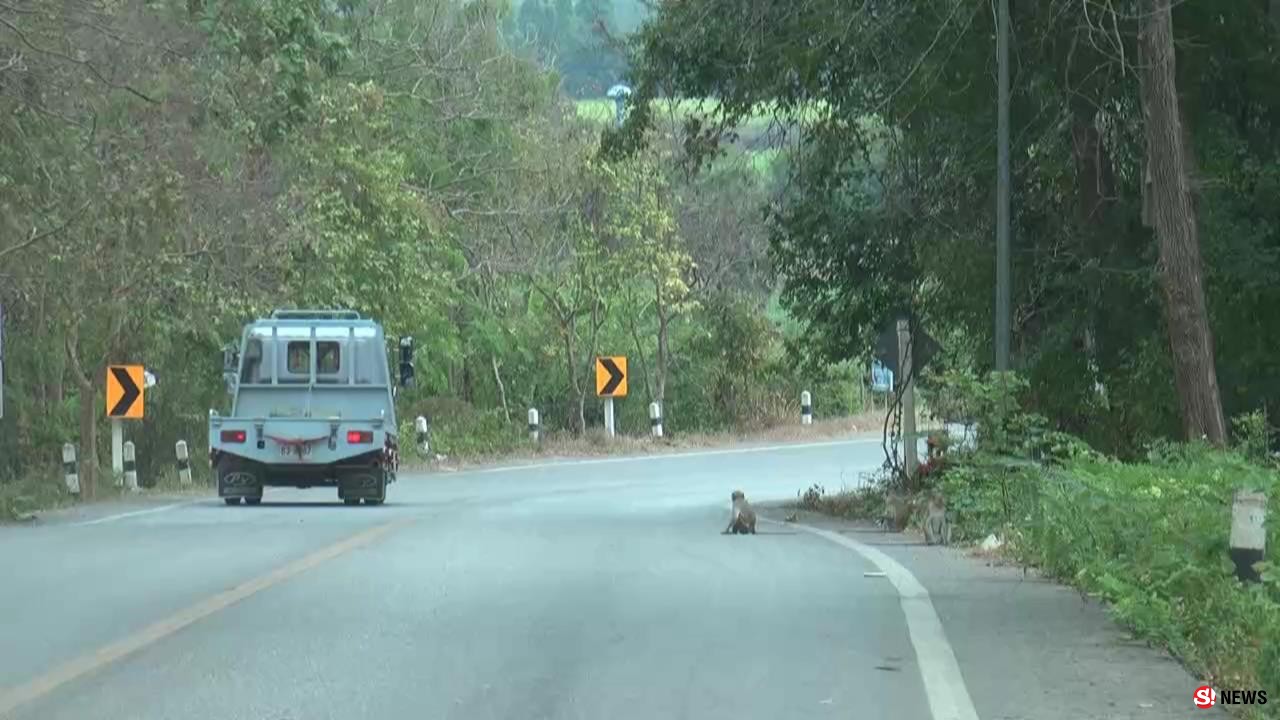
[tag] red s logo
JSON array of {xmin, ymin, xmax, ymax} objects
[{"xmin": 1194, "ymin": 686, "xmax": 1216, "ymax": 709}]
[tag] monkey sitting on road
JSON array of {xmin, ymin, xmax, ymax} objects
[
  {"xmin": 923, "ymin": 493, "xmax": 952, "ymax": 546},
  {"xmin": 722, "ymin": 490, "xmax": 757, "ymax": 535}
]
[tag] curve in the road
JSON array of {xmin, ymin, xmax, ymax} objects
[{"xmin": 774, "ymin": 519, "xmax": 981, "ymax": 720}]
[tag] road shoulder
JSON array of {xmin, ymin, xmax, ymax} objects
[
  {"xmin": 763, "ymin": 508, "xmax": 1225, "ymax": 720},
  {"xmin": 4, "ymin": 489, "xmax": 211, "ymax": 528}
]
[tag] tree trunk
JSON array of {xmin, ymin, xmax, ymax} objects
[
  {"xmin": 625, "ymin": 304, "xmax": 654, "ymax": 402},
  {"xmin": 77, "ymin": 385, "xmax": 98, "ymax": 498},
  {"xmin": 1070, "ymin": 99, "xmax": 1115, "ymax": 402},
  {"xmin": 491, "ymin": 354, "xmax": 510, "ymax": 423},
  {"xmin": 461, "ymin": 360, "xmax": 473, "ymax": 404},
  {"xmin": 562, "ymin": 314, "xmax": 585, "ymax": 435},
  {"xmin": 65, "ymin": 328, "xmax": 98, "ymax": 499},
  {"xmin": 1138, "ymin": 0, "xmax": 1228, "ymax": 446},
  {"xmin": 654, "ymin": 282, "xmax": 669, "ymax": 405}
]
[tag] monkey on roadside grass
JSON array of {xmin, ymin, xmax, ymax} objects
[
  {"xmin": 923, "ymin": 493, "xmax": 952, "ymax": 546},
  {"xmin": 879, "ymin": 491, "xmax": 911, "ymax": 532},
  {"xmin": 722, "ymin": 490, "xmax": 757, "ymax": 535}
]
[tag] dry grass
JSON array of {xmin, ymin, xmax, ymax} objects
[
  {"xmin": 792, "ymin": 483, "xmax": 887, "ymax": 520},
  {"xmin": 412, "ymin": 412, "xmax": 885, "ymax": 472},
  {"xmin": 0, "ymin": 470, "xmax": 71, "ymax": 522}
]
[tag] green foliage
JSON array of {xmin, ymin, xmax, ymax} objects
[
  {"xmin": 198, "ymin": 0, "xmax": 351, "ymax": 144},
  {"xmin": 625, "ymin": 0, "xmax": 1280, "ymax": 461},
  {"xmin": 1025, "ymin": 451, "xmax": 1280, "ymax": 697},
  {"xmin": 932, "ymin": 432, "xmax": 1280, "ymax": 701},
  {"xmin": 1232, "ymin": 409, "xmax": 1276, "ymax": 465},
  {"xmin": 399, "ymin": 396, "xmax": 525, "ymax": 460},
  {"xmin": 672, "ymin": 292, "xmax": 788, "ymax": 430},
  {"xmin": 921, "ymin": 368, "xmax": 1060, "ymax": 459},
  {"xmin": 0, "ymin": 0, "xmax": 894, "ymax": 499},
  {"xmin": 280, "ymin": 81, "xmax": 462, "ymax": 360},
  {"xmin": 0, "ymin": 470, "xmax": 71, "ymax": 522}
]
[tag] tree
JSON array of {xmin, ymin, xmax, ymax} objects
[
  {"xmin": 595, "ymin": 155, "xmax": 692, "ymax": 406},
  {"xmin": 619, "ymin": 0, "xmax": 1274, "ymax": 453},
  {"xmin": 1137, "ymin": 0, "xmax": 1227, "ymax": 445}
]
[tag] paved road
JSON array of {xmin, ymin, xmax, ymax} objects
[{"xmin": 0, "ymin": 439, "xmax": 1215, "ymax": 719}]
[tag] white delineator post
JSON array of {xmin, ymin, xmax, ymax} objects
[
  {"xmin": 111, "ymin": 418, "xmax": 124, "ymax": 486},
  {"xmin": 604, "ymin": 397, "xmax": 616, "ymax": 438},
  {"xmin": 528, "ymin": 408, "xmax": 541, "ymax": 443},
  {"xmin": 175, "ymin": 440, "xmax": 192, "ymax": 486},
  {"xmin": 1229, "ymin": 490, "xmax": 1267, "ymax": 583},
  {"xmin": 801, "ymin": 391, "xmax": 813, "ymax": 425},
  {"xmin": 62, "ymin": 443, "xmax": 80, "ymax": 495},
  {"xmin": 649, "ymin": 401, "xmax": 663, "ymax": 438},
  {"xmin": 122, "ymin": 440, "xmax": 138, "ymax": 491},
  {"xmin": 415, "ymin": 416, "xmax": 430, "ymax": 455}
]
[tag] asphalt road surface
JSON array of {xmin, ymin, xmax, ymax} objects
[{"xmin": 0, "ymin": 439, "xmax": 1218, "ymax": 719}]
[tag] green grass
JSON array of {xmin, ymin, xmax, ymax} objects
[
  {"xmin": 0, "ymin": 468, "xmax": 74, "ymax": 521},
  {"xmin": 937, "ymin": 445, "xmax": 1280, "ymax": 717}
]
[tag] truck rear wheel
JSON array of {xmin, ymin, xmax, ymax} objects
[
  {"xmin": 365, "ymin": 469, "xmax": 388, "ymax": 505},
  {"xmin": 338, "ymin": 467, "xmax": 387, "ymax": 506},
  {"xmin": 224, "ymin": 497, "xmax": 241, "ymax": 506}
]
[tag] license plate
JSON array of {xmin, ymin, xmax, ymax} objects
[{"xmin": 279, "ymin": 444, "xmax": 312, "ymax": 457}]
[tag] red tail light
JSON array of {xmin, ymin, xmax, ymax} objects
[
  {"xmin": 220, "ymin": 430, "xmax": 247, "ymax": 443},
  {"xmin": 347, "ymin": 430, "xmax": 373, "ymax": 444}
]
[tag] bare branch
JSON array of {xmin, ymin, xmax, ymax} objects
[
  {"xmin": 0, "ymin": 14, "xmax": 159, "ymax": 104},
  {"xmin": 0, "ymin": 200, "xmax": 93, "ymax": 261}
]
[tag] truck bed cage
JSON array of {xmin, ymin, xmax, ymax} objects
[{"xmin": 269, "ymin": 309, "xmax": 362, "ymax": 320}]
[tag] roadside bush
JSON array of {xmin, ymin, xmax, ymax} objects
[
  {"xmin": 1018, "ymin": 449, "xmax": 1280, "ymax": 708},
  {"xmin": 398, "ymin": 395, "xmax": 524, "ymax": 460},
  {"xmin": 1232, "ymin": 409, "xmax": 1276, "ymax": 466},
  {"xmin": 0, "ymin": 467, "xmax": 70, "ymax": 521},
  {"xmin": 796, "ymin": 482, "xmax": 885, "ymax": 519},
  {"xmin": 908, "ymin": 369, "xmax": 1280, "ymax": 705}
]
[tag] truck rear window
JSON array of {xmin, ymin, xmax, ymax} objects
[
  {"xmin": 317, "ymin": 341, "xmax": 341, "ymax": 374},
  {"xmin": 287, "ymin": 342, "xmax": 310, "ymax": 374}
]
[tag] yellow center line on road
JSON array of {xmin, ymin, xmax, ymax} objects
[{"xmin": 0, "ymin": 516, "xmax": 415, "ymax": 718}]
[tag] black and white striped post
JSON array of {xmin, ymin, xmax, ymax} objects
[
  {"xmin": 175, "ymin": 440, "xmax": 192, "ymax": 486},
  {"xmin": 62, "ymin": 443, "xmax": 80, "ymax": 495},
  {"xmin": 122, "ymin": 441, "xmax": 138, "ymax": 491},
  {"xmin": 528, "ymin": 408, "xmax": 541, "ymax": 443},
  {"xmin": 415, "ymin": 416, "xmax": 430, "ymax": 455},
  {"xmin": 801, "ymin": 390, "xmax": 813, "ymax": 426},
  {"xmin": 1229, "ymin": 490, "xmax": 1267, "ymax": 583},
  {"xmin": 649, "ymin": 401, "xmax": 663, "ymax": 438}
]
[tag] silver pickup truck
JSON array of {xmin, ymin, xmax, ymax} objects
[{"xmin": 209, "ymin": 310, "xmax": 410, "ymax": 506}]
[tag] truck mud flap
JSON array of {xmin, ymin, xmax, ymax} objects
[
  {"xmin": 217, "ymin": 456, "xmax": 263, "ymax": 500},
  {"xmin": 338, "ymin": 470, "xmax": 386, "ymax": 505}
]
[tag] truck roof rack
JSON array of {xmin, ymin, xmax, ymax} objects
[{"xmin": 269, "ymin": 309, "xmax": 363, "ymax": 320}]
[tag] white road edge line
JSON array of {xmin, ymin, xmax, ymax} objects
[
  {"xmin": 769, "ymin": 518, "xmax": 982, "ymax": 720},
  {"xmin": 69, "ymin": 500, "xmax": 202, "ymax": 527},
  {"xmin": 462, "ymin": 437, "xmax": 883, "ymax": 475}
]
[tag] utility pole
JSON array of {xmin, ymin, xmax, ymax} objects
[
  {"xmin": 897, "ymin": 317, "xmax": 918, "ymax": 481},
  {"xmin": 995, "ymin": 0, "xmax": 1011, "ymax": 371}
]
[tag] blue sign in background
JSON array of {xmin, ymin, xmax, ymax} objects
[{"xmin": 871, "ymin": 358, "xmax": 894, "ymax": 393}]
